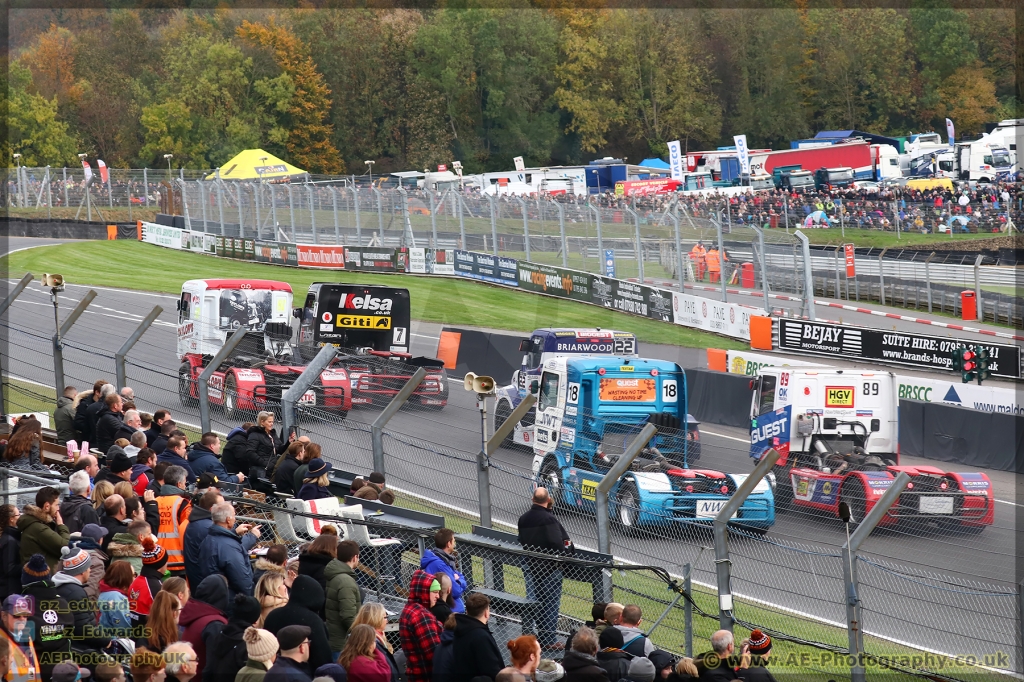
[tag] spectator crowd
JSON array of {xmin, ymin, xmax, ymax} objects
[{"xmin": 0, "ymin": 377, "xmax": 778, "ymax": 682}]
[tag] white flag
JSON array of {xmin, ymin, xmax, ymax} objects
[
  {"xmin": 667, "ymin": 140, "xmax": 684, "ymax": 180},
  {"xmin": 81, "ymin": 159, "xmax": 93, "ymax": 183},
  {"xmin": 733, "ymin": 135, "xmax": 751, "ymax": 175},
  {"xmin": 945, "ymin": 118, "xmax": 955, "ymax": 147}
]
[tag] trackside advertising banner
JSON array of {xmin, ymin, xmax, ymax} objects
[
  {"xmin": 671, "ymin": 292, "xmax": 766, "ymax": 341},
  {"xmin": 778, "ymin": 319, "xmax": 1022, "ymax": 379},
  {"xmin": 724, "ymin": 349, "xmax": 1020, "ymax": 415},
  {"xmin": 517, "ymin": 261, "xmax": 590, "ymax": 301},
  {"xmin": 140, "ymin": 222, "xmax": 216, "ymax": 254},
  {"xmin": 454, "ymin": 250, "xmax": 518, "ymax": 285}
]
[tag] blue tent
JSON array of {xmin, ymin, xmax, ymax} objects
[{"xmin": 638, "ymin": 158, "xmax": 671, "ymax": 170}]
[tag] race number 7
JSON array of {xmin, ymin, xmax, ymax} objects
[
  {"xmin": 662, "ymin": 379, "xmax": 678, "ymax": 402},
  {"xmin": 393, "ymin": 327, "xmax": 408, "ymax": 344}
]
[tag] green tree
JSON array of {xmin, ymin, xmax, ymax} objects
[{"xmin": 5, "ymin": 61, "xmax": 78, "ymax": 166}]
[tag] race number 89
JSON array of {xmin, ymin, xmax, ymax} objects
[{"xmin": 662, "ymin": 379, "xmax": 678, "ymax": 403}]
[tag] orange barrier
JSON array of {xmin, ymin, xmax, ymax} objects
[
  {"xmin": 436, "ymin": 331, "xmax": 462, "ymax": 370},
  {"xmin": 137, "ymin": 220, "xmax": 143, "ymax": 241},
  {"xmin": 749, "ymin": 315, "xmax": 773, "ymax": 350},
  {"xmin": 706, "ymin": 348, "xmax": 727, "ymax": 372},
  {"xmin": 107, "ymin": 225, "xmax": 117, "ymax": 240}
]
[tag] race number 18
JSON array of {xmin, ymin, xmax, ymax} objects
[{"xmin": 662, "ymin": 379, "xmax": 678, "ymax": 402}]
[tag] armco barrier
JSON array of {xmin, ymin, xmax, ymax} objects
[
  {"xmin": 899, "ymin": 399, "xmax": 1024, "ymax": 472},
  {"xmin": 4, "ymin": 217, "xmax": 137, "ymax": 240},
  {"xmin": 138, "ymin": 220, "xmax": 768, "ymax": 343}
]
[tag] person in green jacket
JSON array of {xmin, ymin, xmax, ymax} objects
[
  {"xmin": 324, "ymin": 539, "xmax": 363, "ymax": 655},
  {"xmin": 17, "ymin": 488, "xmax": 70, "ymax": 571},
  {"xmin": 236, "ymin": 627, "xmax": 278, "ymax": 682}
]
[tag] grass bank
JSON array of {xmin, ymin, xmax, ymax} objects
[{"xmin": 2, "ymin": 240, "xmax": 747, "ymax": 350}]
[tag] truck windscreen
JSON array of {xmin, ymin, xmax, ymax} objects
[
  {"xmin": 219, "ymin": 289, "xmax": 274, "ymax": 330},
  {"xmin": 830, "ymin": 170, "xmax": 854, "ymax": 183},
  {"xmin": 789, "ymin": 174, "xmax": 813, "ymax": 186}
]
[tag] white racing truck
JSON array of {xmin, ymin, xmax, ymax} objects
[{"xmin": 749, "ymin": 368, "xmax": 993, "ymax": 531}]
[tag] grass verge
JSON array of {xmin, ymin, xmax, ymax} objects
[{"xmin": 2, "ymin": 240, "xmax": 747, "ymax": 350}]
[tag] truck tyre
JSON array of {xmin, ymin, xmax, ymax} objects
[
  {"xmin": 539, "ymin": 458, "xmax": 563, "ymax": 510},
  {"xmin": 840, "ymin": 480, "xmax": 867, "ymax": 530},
  {"xmin": 178, "ymin": 364, "xmax": 194, "ymax": 407},
  {"xmin": 224, "ymin": 374, "xmax": 240, "ymax": 421},
  {"xmin": 493, "ymin": 400, "xmax": 515, "ymax": 448},
  {"xmin": 615, "ymin": 479, "xmax": 642, "ymax": 533},
  {"xmin": 772, "ymin": 464, "xmax": 793, "ymax": 510}
]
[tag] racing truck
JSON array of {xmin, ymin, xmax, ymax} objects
[
  {"xmin": 494, "ymin": 328, "xmax": 704, "ymax": 455},
  {"xmin": 531, "ymin": 356, "xmax": 775, "ymax": 533},
  {"xmin": 295, "ymin": 283, "xmax": 448, "ymax": 408},
  {"xmin": 749, "ymin": 368, "xmax": 993, "ymax": 532},
  {"xmin": 176, "ymin": 279, "xmax": 352, "ymax": 419}
]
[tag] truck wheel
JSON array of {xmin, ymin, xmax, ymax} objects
[
  {"xmin": 493, "ymin": 401, "xmax": 515, "ymax": 448},
  {"xmin": 772, "ymin": 464, "xmax": 793, "ymax": 510},
  {"xmin": 178, "ymin": 364, "xmax": 194, "ymax": 407},
  {"xmin": 224, "ymin": 375, "xmax": 239, "ymax": 421},
  {"xmin": 539, "ymin": 458, "xmax": 563, "ymax": 510},
  {"xmin": 615, "ymin": 480, "xmax": 641, "ymax": 532},
  {"xmin": 840, "ymin": 480, "xmax": 867, "ymax": 530}
]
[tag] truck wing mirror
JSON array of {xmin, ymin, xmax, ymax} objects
[
  {"xmin": 176, "ymin": 300, "xmax": 182, "ymax": 311},
  {"xmin": 519, "ymin": 339, "xmax": 531, "ymax": 352},
  {"xmin": 292, "ymin": 307, "xmax": 302, "ymax": 319}
]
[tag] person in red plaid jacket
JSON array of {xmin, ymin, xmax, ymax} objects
[{"xmin": 398, "ymin": 569, "xmax": 443, "ymax": 682}]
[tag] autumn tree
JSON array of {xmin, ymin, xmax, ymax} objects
[
  {"xmin": 5, "ymin": 61, "xmax": 78, "ymax": 166},
  {"xmin": 237, "ymin": 16, "xmax": 344, "ymax": 174}
]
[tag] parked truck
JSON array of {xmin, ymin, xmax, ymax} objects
[
  {"xmin": 748, "ymin": 141, "xmax": 900, "ymax": 182},
  {"xmin": 532, "ymin": 356, "xmax": 774, "ymax": 533},
  {"xmin": 954, "ymin": 136, "xmax": 1013, "ymax": 182}
]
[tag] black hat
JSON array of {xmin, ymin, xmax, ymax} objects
[
  {"xmin": 276, "ymin": 624, "xmax": 312, "ymax": 651},
  {"xmin": 110, "ymin": 451, "xmax": 132, "ymax": 474},
  {"xmin": 233, "ymin": 594, "xmax": 262, "ymax": 625},
  {"xmin": 599, "ymin": 626, "xmax": 624, "ymax": 649},
  {"xmin": 197, "ymin": 472, "xmax": 219, "ymax": 489},
  {"xmin": 368, "ymin": 472, "xmax": 386, "ymax": 485},
  {"xmin": 306, "ymin": 458, "xmax": 332, "ymax": 478}
]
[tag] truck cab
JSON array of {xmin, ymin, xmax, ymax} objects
[
  {"xmin": 776, "ymin": 169, "xmax": 815, "ymax": 193},
  {"xmin": 814, "ymin": 166, "xmax": 855, "ymax": 190},
  {"xmin": 955, "ymin": 138, "xmax": 1013, "ymax": 182},
  {"xmin": 494, "ymin": 329, "xmax": 638, "ymax": 447},
  {"xmin": 532, "ymin": 356, "xmax": 774, "ymax": 532},
  {"xmin": 749, "ymin": 368, "xmax": 992, "ymax": 531},
  {"xmin": 296, "ymin": 283, "xmax": 447, "ymax": 408},
  {"xmin": 177, "ymin": 279, "xmax": 294, "ymax": 361}
]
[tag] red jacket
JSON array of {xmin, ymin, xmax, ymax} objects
[
  {"xmin": 346, "ymin": 649, "xmax": 393, "ymax": 682},
  {"xmin": 398, "ymin": 570, "xmax": 442, "ymax": 682}
]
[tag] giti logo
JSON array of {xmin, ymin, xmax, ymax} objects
[
  {"xmin": 336, "ymin": 315, "xmax": 392, "ymax": 329},
  {"xmin": 825, "ymin": 386, "xmax": 854, "ymax": 408},
  {"xmin": 342, "ymin": 293, "xmax": 393, "ymax": 314}
]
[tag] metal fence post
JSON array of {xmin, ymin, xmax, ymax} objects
[
  {"xmin": 351, "ymin": 186, "xmax": 362, "ymax": 246},
  {"xmin": 370, "ymin": 368, "xmax": 427, "ymax": 476},
  {"xmin": 373, "ymin": 186, "xmax": 384, "ymax": 237},
  {"xmin": 143, "ymin": 168, "xmax": 148, "ymax": 207},
  {"xmin": 429, "ymin": 191, "xmax": 438, "ymax": 248},
  {"xmin": 793, "ymin": 230, "xmax": 816, "ymax": 320},
  {"xmin": 487, "ymin": 194, "xmax": 499, "ymax": 256},
  {"xmin": 834, "ymin": 245, "xmax": 842, "ymax": 299},
  {"xmin": 216, "ymin": 171, "xmax": 226, "ymax": 235},
  {"xmin": 330, "ymin": 186, "xmax": 339, "ymax": 244},
  {"xmin": 624, "ymin": 207, "xmax": 644, "ymax": 282},
  {"xmin": 307, "ymin": 184, "xmax": 317, "ymax": 244},
  {"xmin": 398, "ymin": 187, "xmax": 415, "ymax": 247},
  {"xmin": 457, "ymin": 194, "xmax": 467, "ymax": 250},
  {"xmin": 551, "ymin": 200, "xmax": 567, "ymax": 267},
  {"xmin": 925, "ymin": 252, "xmax": 935, "ymax": 313},
  {"xmin": 517, "ymin": 197, "xmax": 531, "ymax": 261},
  {"xmin": 270, "ymin": 184, "xmax": 279, "ymax": 239},
  {"xmin": 750, "ymin": 227, "xmax": 771, "ymax": 314},
  {"xmin": 713, "ymin": 448, "xmax": 779, "ymax": 632},
  {"xmin": 197, "ymin": 180, "xmax": 207, "ymax": 233},
  {"xmin": 281, "ymin": 345, "xmax": 337, "ymax": 439},
  {"xmin": 878, "ymin": 248, "xmax": 888, "ymax": 306},
  {"xmin": 0, "ymin": 274, "xmax": 34, "ymax": 317},
  {"xmin": 684, "ymin": 563, "xmax": 693, "ymax": 656},
  {"xmin": 843, "ymin": 471, "xmax": 911, "ymax": 682},
  {"xmin": 63, "ymin": 167, "xmax": 69, "ymax": 208},
  {"xmin": 716, "ymin": 212, "xmax": 727, "ymax": 302},
  {"xmin": 177, "ymin": 179, "xmax": 193, "ymax": 231},
  {"xmin": 669, "ymin": 210, "xmax": 684, "ymax": 291},
  {"xmin": 589, "ymin": 203, "xmax": 603, "ymax": 267},
  {"xmin": 783, "ymin": 196, "xmax": 789, "ymax": 233},
  {"xmin": 595, "ymin": 423, "xmax": 658, "ymax": 595},
  {"xmin": 235, "ymin": 182, "xmax": 244, "ymax": 236},
  {"xmin": 973, "ymin": 254, "xmax": 984, "ymax": 321},
  {"xmin": 115, "ymin": 306, "xmax": 163, "ymax": 391},
  {"xmin": 287, "ymin": 184, "xmax": 296, "ymax": 241},
  {"xmin": 107, "ymin": 168, "xmax": 114, "ymax": 208},
  {"xmin": 52, "ymin": 290, "xmax": 98, "ymax": 395},
  {"xmin": 198, "ymin": 327, "xmax": 248, "ymax": 434},
  {"xmin": 251, "ymin": 183, "xmax": 260, "ymax": 239}
]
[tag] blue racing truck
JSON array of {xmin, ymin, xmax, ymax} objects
[
  {"xmin": 494, "ymin": 328, "xmax": 638, "ymax": 448},
  {"xmin": 530, "ymin": 356, "xmax": 775, "ymax": 533}
]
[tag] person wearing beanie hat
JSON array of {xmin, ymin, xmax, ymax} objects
[
  {"xmin": 53, "ymin": 546, "xmax": 112, "ymax": 654},
  {"xmin": 71, "ymin": 523, "xmax": 110, "ymax": 601},
  {"xmin": 648, "ymin": 650, "xmax": 677, "ymax": 680},
  {"xmin": 207, "ymin": 595, "xmax": 265, "ymax": 682},
  {"xmin": 737, "ymin": 630, "xmax": 777, "ymax": 682},
  {"xmin": 596, "ymin": 625, "xmax": 632, "ymax": 681},
  {"xmin": 129, "ymin": 537, "xmax": 168, "ymax": 622},
  {"xmin": 20, "ymin": 554, "xmax": 49, "ymax": 588},
  {"xmin": 95, "ymin": 451, "xmax": 135, "ymax": 488},
  {"xmin": 20, "ymin": 553, "xmax": 76, "ymax": 679},
  {"xmin": 626, "ymin": 656, "xmax": 656, "ymax": 682},
  {"xmin": 297, "ymin": 459, "xmax": 333, "ymax": 501},
  {"xmin": 237, "ymin": 627, "xmax": 278, "ymax": 682},
  {"xmin": 534, "ymin": 659, "xmax": 565, "ymax": 682}
]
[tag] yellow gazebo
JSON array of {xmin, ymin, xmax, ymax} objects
[{"xmin": 204, "ymin": 149, "xmax": 308, "ymax": 182}]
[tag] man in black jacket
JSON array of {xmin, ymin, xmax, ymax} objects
[
  {"xmin": 451, "ymin": 593, "xmax": 504, "ymax": 682},
  {"xmin": 145, "ymin": 409, "xmax": 172, "ymax": 448},
  {"xmin": 697, "ymin": 630, "xmax": 740, "ymax": 682},
  {"xmin": 60, "ymin": 471, "xmax": 101, "ymax": 534},
  {"xmin": 517, "ymin": 488, "xmax": 572, "ymax": 650},
  {"xmin": 83, "ymin": 384, "xmax": 116, "ymax": 447},
  {"xmin": 94, "ymin": 393, "xmax": 125, "ymax": 455},
  {"xmin": 73, "ymin": 380, "xmax": 107, "ymax": 444},
  {"xmin": 51, "ymin": 546, "xmax": 111, "ymax": 654}
]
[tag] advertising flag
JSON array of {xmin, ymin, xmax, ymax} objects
[
  {"xmin": 81, "ymin": 159, "xmax": 93, "ymax": 183},
  {"xmin": 667, "ymin": 140, "xmax": 684, "ymax": 180},
  {"xmin": 945, "ymin": 118, "xmax": 955, "ymax": 147},
  {"xmin": 733, "ymin": 135, "xmax": 750, "ymax": 174},
  {"xmin": 97, "ymin": 160, "xmax": 109, "ymax": 184}
]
